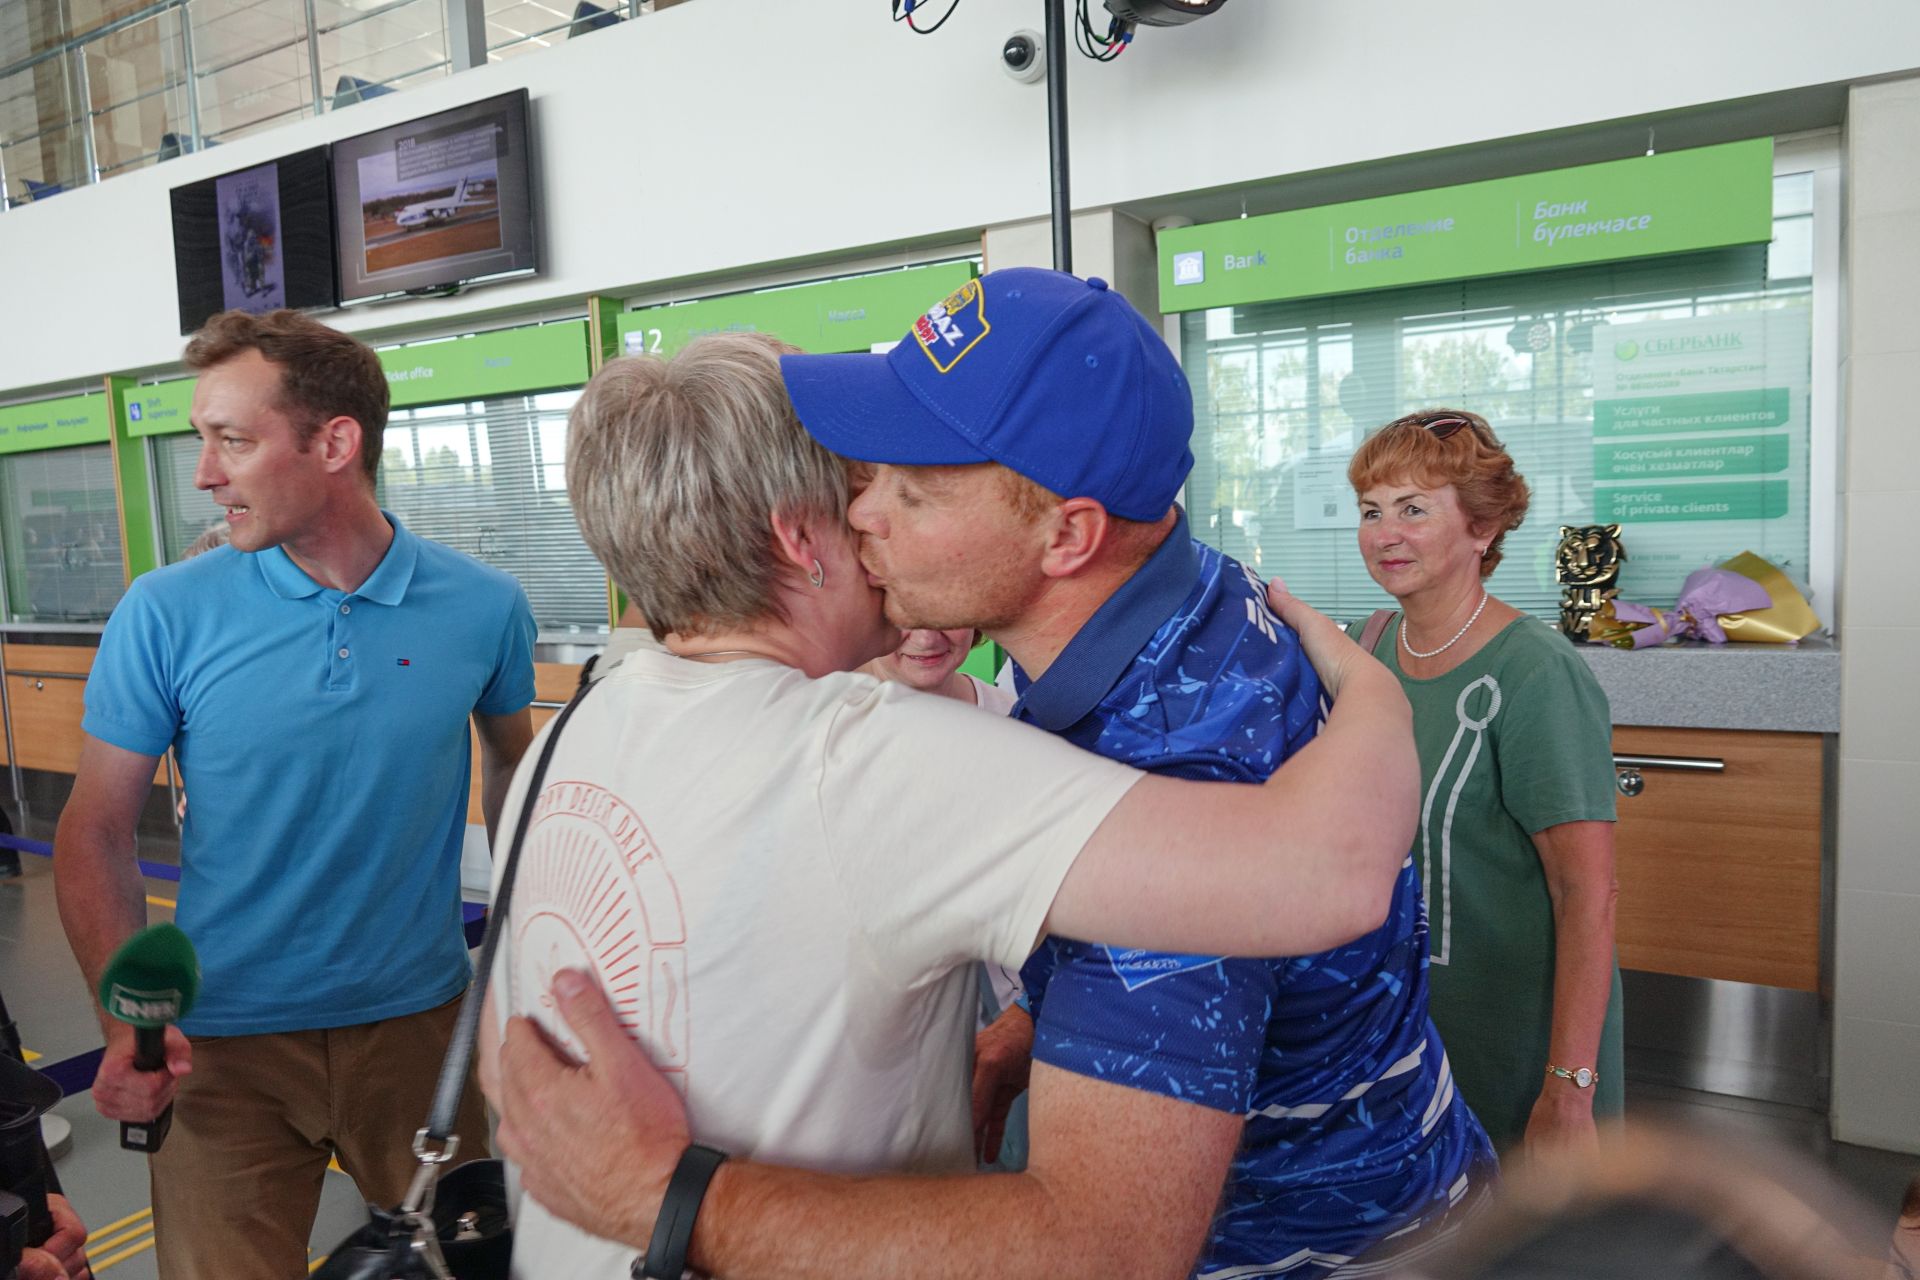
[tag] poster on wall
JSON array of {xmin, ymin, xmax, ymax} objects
[
  {"xmin": 216, "ymin": 163, "xmax": 287, "ymax": 312},
  {"xmin": 1292, "ymin": 452, "xmax": 1356, "ymax": 530},
  {"xmin": 1589, "ymin": 309, "xmax": 1811, "ymax": 601}
]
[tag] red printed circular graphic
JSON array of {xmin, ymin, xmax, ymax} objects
[{"xmin": 509, "ymin": 780, "xmax": 690, "ymax": 1090}]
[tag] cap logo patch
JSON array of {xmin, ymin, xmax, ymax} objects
[{"xmin": 912, "ymin": 280, "xmax": 990, "ymax": 374}]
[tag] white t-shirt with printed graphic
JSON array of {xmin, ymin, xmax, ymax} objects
[{"xmin": 491, "ymin": 648, "xmax": 1140, "ymax": 1277}]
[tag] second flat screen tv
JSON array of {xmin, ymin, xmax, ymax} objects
[{"xmin": 331, "ymin": 89, "xmax": 537, "ymax": 304}]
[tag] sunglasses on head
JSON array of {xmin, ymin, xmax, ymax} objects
[{"xmin": 1390, "ymin": 411, "xmax": 1481, "ymax": 441}]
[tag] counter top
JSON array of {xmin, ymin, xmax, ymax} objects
[{"xmin": 1578, "ymin": 635, "xmax": 1840, "ymax": 734}]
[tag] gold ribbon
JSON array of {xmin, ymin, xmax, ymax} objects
[{"xmin": 1584, "ymin": 552, "xmax": 1821, "ymax": 648}]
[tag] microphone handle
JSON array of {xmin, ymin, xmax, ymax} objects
[
  {"xmin": 122, "ymin": 1024, "xmax": 176, "ymax": 1152},
  {"xmin": 132, "ymin": 1024, "xmax": 166, "ymax": 1072}
]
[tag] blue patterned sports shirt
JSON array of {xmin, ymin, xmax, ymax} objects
[{"xmin": 1012, "ymin": 510, "xmax": 1496, "ymax": 1279}]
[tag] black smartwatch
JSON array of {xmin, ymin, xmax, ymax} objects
[{"xmin": 634, "ymin": 1143, "xmax": 729, "ymax": 1280}]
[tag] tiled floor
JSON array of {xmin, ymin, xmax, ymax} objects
[
  {"xmin": 1628, "ymin": 1078, "xmax": 1918, "ymax": 1224},
  {"xmin": 4, "ymin": 838, "xmax": 381, "ymax": 1278}
]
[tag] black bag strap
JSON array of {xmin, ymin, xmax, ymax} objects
[
  {"xmin": 1358, "ymin": 608, "xmax": 1399, "ymax": 658},
  {"xmin": 423, "ymin": 674, "xmax": 599, "ymax": 1141}
]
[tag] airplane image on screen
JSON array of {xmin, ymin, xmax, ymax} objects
[{"xmin": 393, "ymin": 176, "xmax": 484, "ymax": 230}]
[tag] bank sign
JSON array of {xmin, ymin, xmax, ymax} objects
[{"xmin": 1158, "ymin": 138, "xmax": 1773, "ymax": 312}]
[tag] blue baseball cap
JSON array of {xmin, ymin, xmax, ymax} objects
[{"xmin": 779, "ymin": 267, "xmax": 1194, "ymax": 522}]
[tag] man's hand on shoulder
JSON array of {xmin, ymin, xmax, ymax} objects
[
  {"xmin": 489, "ymin": 969, "xmax": 688, "ymax": 1249},
  {"xmin": 1265, "ymin": 578, "xmax": 1371, "ymax": 698}
]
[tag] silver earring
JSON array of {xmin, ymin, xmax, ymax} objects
[{"xmin": 808, "ymin": 559, "xmax": 825, "ymax": 589}]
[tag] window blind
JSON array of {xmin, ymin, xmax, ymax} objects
[
  {"xmin": 152, "ymin": 389, "xmax": 606, "ymax": 637},
  {"xmin": 154, "ymin": 431, "xmax": 218, "ymax": 564},
  {"xmin": 1179, "ymin": 172, "xmax": 1815, "ymax": 622},
  {"xmin": 0, "ymin": 443, "xmax": 127, "ymax": 623},
  {"xmin": 377, "ymin": 389, "xmax": 607, "ymax": 637}
]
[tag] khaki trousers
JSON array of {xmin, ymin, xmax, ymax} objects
[{"xmin": 150, "ymin": 994, "xmax": 489, "ymax": 1279}]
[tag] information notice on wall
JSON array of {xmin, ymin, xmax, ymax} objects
[{"xmin": 1590, "ymin": 309, "xmax": 1809, "ymax": 598}]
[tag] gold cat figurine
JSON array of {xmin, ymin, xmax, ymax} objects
[{"xmin": 1556, "ymin": 524, "xmax": 1625, "ymax": 640}]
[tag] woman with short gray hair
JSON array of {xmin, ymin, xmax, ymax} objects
[
  {"xmin": 566, "ymin": 333, "xmax": 847, "ymax": 649},
  {"xmin": 485, "ymin": 332, "xmax": 1419, "ymax": 1277}
]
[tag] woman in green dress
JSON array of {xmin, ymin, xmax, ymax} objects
[{"xmin": 1348, "ymin": 408, "xmax": 1624, "ymax": 1154}]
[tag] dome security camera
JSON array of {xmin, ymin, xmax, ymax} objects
[{"xmin": 1002, "ymin": 29, "xmax": 1045, "ymax": 83}]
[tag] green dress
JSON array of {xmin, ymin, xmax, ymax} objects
[{"xmin": 1360, "ymin": 612, "xmax": 1626, "ymax": 1150}]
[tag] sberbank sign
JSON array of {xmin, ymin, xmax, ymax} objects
[
  {"xmin": 1614, "ymin": 332, "xmax": 1751, "ymax": 362},
  {"xmin": 1158, "ymin": 138, "xmax": 1773, "ymax": 312}
]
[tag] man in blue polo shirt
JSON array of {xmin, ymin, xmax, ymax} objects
[
  {"xmin": 54, "ymin": 309, "xmax": 535, "ymax": 1279},
  {"xmin": 482, "ymin": 269, "xmax": 1492, "ymax": 1279}
]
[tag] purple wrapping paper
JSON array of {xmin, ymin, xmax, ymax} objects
[{"xmin": 1608, "ymin": 566, "xmax": 1775, "ymax": 648}]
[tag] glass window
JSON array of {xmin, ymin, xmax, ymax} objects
[
  {"xmin": 486, "ymin": 0, "xmax": 583, "ymax": 61},
  {"xmin": 82, "ymin": 7, "xmax": 194, "ymax": 181},
  {"xmin": 151, "ymin": 391, "xmax": 607, "ymax": 636},
  {"xmin": 187, "ymin": 0, "xmax": 318, "ymax": 145},
  {"xmin": 315, "ymin": 0, "xmax": 448, "ymax": 109},
  {"xmin": 0, "ymin": 51, "xmax": 89, "ymax": 208},
  {"xmin": 0, "ymin": 444, "xmax": 127, "ymax": 623},
  {"xmin": 377, "ymin": 390, "xmax": 608, "ymax": 639},
  {"xmin": 153, "ymin": 431, "xmax": 222, "ymax": 563},
  {"xmin": 1179, "ymin": 173, "xmax": 1816, "ymax": 621}
]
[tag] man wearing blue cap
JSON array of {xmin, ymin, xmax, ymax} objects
[{"xmin": 489, "ymin": 268, "xmax": 1495, "ymax": 1278}]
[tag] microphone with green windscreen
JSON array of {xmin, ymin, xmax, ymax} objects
[{"xmin": 97, "ymin": 923, "xmax": 200, "ymax": 1153}]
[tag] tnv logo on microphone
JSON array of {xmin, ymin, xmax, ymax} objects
[{"xmin": 109, "ymin": 984, "xmax": 184, "ymax": 1023}]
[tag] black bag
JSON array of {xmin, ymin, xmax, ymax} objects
[
  {"xmin": 316, "ymin": 676, "xmax": 597, "ymax": 1279},
  {"xmin": 314, "ymin": 1158, "xmax": 512, "ymax": 1280}
]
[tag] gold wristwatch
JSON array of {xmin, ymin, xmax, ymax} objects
[{"xmin": 1546, "ymin": 1063, "xmax": 1597, "ymax": 1089}]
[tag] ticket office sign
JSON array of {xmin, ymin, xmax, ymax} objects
[{"xmin": 382, "ymin": 321, "xmax": 592, "ymax": 409}]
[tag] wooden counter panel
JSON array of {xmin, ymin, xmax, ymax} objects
[
  {"xmin": 533, "ymin": 663, "xmax": 580, "ymax": 705},
  {"xmin": 463, "ymin": 664, "xmax": 579, "ymax": 825},
  {"xmin": 1612, "ymin": 726, "xmax": 1823, "ymax": 991},
  {"xmin": 5, "ymin": 673, "xmax": 91, "ymax": 774},
  {"xmin": 3, "ymin": 644, "xmax": 97, "ymax": 676}
]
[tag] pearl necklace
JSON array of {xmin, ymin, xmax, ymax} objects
[{"xmin": 1402, "ymin": 591, "xmax": 1489, "ymax": 660}]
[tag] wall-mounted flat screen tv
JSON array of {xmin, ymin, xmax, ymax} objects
[
  {"xmin": 170, "ymin": 148, "xmax": 337, "ymax": 335},
  {"xmin": 330, "ymin": 90, "xmax": 538, "ymax": 305}
]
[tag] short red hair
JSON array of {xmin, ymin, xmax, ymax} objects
[{"xmin": 1347, "ymin": 409, "xmax": 1531, "ymax": 577}]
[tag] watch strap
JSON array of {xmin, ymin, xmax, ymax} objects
[
  {"xmin": 637, "ymin": 1143, "xmax": 729, "ymax": 1280},
  {"xmin": 1545, "ymin": 1063, "xmax": 1598, "ymax": 1088}
]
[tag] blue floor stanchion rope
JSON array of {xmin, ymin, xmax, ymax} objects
[{"xmin": 0, "ymin": 830, "xmax": 182, "ymax": 882}]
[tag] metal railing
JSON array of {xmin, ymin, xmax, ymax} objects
[{"xmin": 1, "ymin": 0, "xmax": 670, "ymax": 210}]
